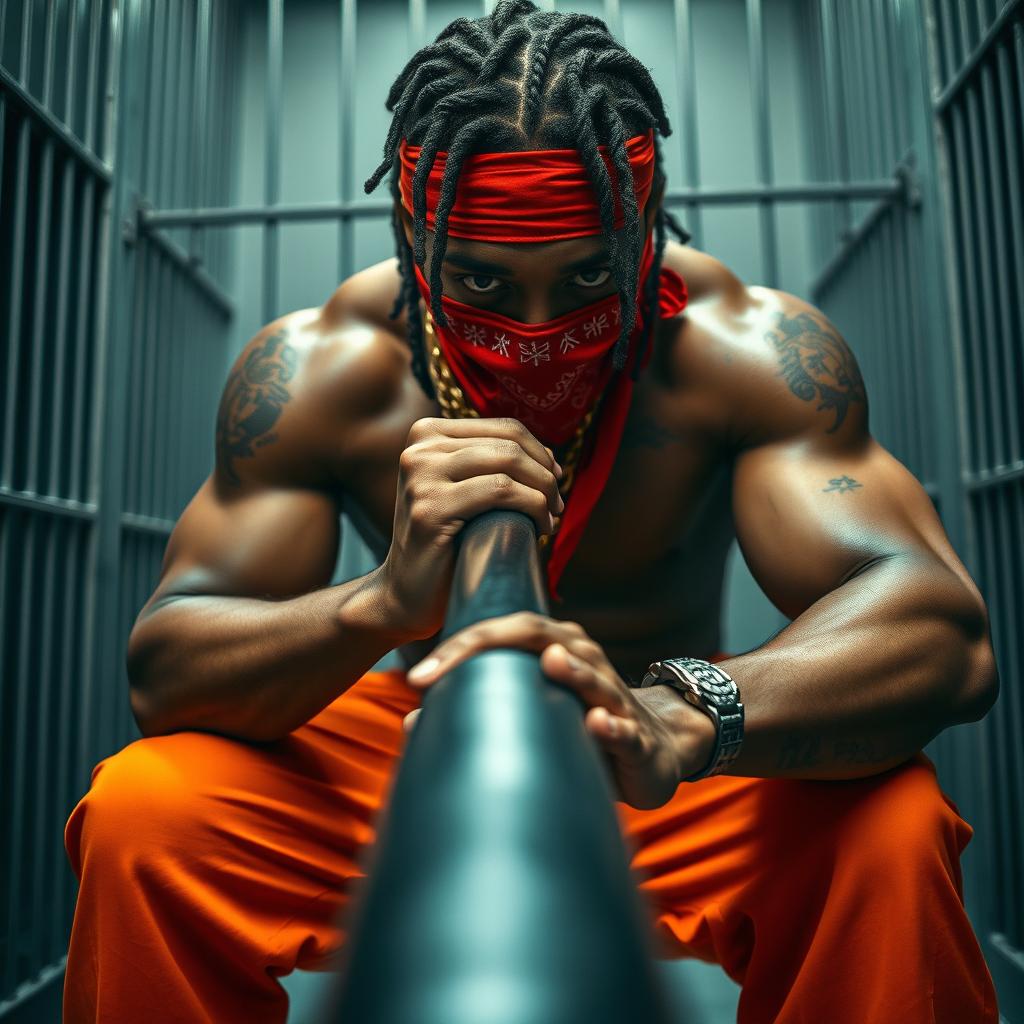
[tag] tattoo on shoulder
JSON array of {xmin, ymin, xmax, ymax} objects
[
  {"xmin": 621, "ymin": 408, "xmax": 689, "ymax": 449},
  {"xmin": 822, "ymin": 475, "xmax": 862, "ymax": 493},
  {"xmin": 765, "ymin": 310, "xmax": 866, "ymax": 433},
  {"xmin": 216, "ymin": 329, "xmax": 298, "ymax": 485}
]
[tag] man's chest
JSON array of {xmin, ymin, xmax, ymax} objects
[{"xmin": 342, "ymin": 368, "xmax": 735, "ymax": 605}]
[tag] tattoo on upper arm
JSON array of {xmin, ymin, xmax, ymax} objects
[
  {"xmin": 822, "ymin": 475, "xmax": 862, "ymax": 493},
  {"xmin": 766, "ymin": 311, "xmax": 866, "ymax": 433},
  {"xmin": 216, "ymin": 329, "xmax": 298, "ymax": 486}
]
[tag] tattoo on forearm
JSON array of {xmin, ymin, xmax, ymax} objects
[
  {"xmin": 621, "ymin": 408, "xmax": 689, "ymax": 449},
  {"xmin": 822, "ymin": 475, "xmax": 862, "ymax": 493},
  {"xmin": 766, "ymin": 311, "xmax": 866, "ymax": 433},
  {"xmin": 775, "ymin": 734, "xmax": 898, "ymax": 771},
  {"xmin": 777, "ymin": 735, "xmax": 822, "ymax": 770},
  {"xmin": 216, "ymin": 329, "xmax": 298, "ymax": 485}
]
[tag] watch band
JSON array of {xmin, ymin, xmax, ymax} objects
[{"xmin": 639, "ymin": 657, "xmax": 744, "ymax": 781}]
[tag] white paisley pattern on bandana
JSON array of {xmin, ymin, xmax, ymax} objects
[{"xmin": 495, "ymin": 366, "xmax": 588, "ymax": 411}]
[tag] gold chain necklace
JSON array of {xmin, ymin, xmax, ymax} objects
[{"xmin": 424, "ymin": 309, "xmax": 599, "ymax": 551}]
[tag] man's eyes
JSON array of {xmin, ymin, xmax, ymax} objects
[{"xmin": 454, "ymin": 267, "xmax": 612, "ymax": 294}]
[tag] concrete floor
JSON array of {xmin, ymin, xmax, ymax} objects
[{"xmin": 280, "ymin": 958, "xmax": 741, "ymax": 1023}]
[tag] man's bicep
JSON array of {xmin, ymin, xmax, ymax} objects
[
  {"xmin": 731, "ymin": 434, "xmax": 965, "ymax": 620},
  {"xmin": 145, "ymin": 476, "xmax": 343, "ymax": 616}
]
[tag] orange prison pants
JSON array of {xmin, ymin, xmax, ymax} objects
[{"xmin": 63, "ymin": 664, "xmax": 998, "ymax": 1023}]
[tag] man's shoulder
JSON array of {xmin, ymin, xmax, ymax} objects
[
  {"xmin": 658, "ymin": 246, "xmax": 866, "ymax": 448},
  {"xmin": 217, "ymin": 260, "xmax": 414, "ymax": 488}
]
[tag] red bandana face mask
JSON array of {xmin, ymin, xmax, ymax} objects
[
  {"xmin": 399, "ymin": 131, "xmax": 689, "ymax": 601},
  {"xmin": 411, "ymin": 234, "xmax": 658, "ymax": 447}
]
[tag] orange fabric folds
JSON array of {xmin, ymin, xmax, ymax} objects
[{"xmin": 63, "ymin": 665, "xmax": 997, "ymax": 1023}]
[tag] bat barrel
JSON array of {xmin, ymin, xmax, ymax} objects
[{"xmin": 325, "ymin": 510, "xmax": 672, "ymax": 1024}]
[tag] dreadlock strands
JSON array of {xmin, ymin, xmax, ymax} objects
[{"xmin": 365, "ymin": 0, "xmax": 681, "ymax": 400}]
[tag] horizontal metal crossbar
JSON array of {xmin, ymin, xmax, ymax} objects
[
  {"xmin": 139, "ymin": 179, "xmax": 904, "ymax": 232},
  {"xmin": 120, "ymin": 511, "xmax": 177, "ymax": 538},
  {"xmin": 0, "ymin": 486, "xmax": 97, "ymax": 522},
  {"xmin": 963, "ymin": 460, "xmax": 1024, "ymax": 493}
]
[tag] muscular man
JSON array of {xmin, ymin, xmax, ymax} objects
[{"xmin": 63, "ymin": 3, "xmax": 1000, "ymax": 1021}]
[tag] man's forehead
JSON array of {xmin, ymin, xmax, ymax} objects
[{"xmin": 442, "ymin": 236, "xmax": 611, "ymax": 274}]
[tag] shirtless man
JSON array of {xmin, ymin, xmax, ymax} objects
[{"xmin": 63, "ymin": 3, "xmax": 1000, "ymax": 1021}]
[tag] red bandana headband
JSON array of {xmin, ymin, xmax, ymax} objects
[
  {"xmin": 396, "ymin": 130, "xmax": 688, "ymax": 602},
  {"xmin": 398, "ymin": 129, "xmax": 656, "ymax": 242}
]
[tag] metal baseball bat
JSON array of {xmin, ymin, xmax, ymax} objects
[{"xmin": 323, "ymin": 509, "xmax": 672, "ymax": 1023}]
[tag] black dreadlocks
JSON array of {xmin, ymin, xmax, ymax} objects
[{"xmin": 364, "ymin": 0, "xmax": 690, "ymax": 399}]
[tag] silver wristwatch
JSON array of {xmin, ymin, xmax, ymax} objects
[{"xmin": 638, "ymin": 657, "xmax": 744, "ymax": 781}]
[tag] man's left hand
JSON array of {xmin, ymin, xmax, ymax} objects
[{"xmin": 404, "ymin": 612, "xmax": 717, "ymax": 809}]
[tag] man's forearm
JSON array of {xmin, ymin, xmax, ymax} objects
[
  {"xmin": 127, "ymin": 565, "xmax": 418, "ymax": 742},
  {"xmin": 713, "ymin": 554, "xmax": 997, "ymax": 780}
]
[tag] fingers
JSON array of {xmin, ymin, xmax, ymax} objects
[
  {"xmin": 444, "ymin": 441, "xmax": 564, "ymax": 516},
  {"xmin": 539, "ymin": 642, "xmax": 632, "ymax": 718},
  {"xmin": 408, "ymin": 416, "xmax": 560, "ymax": 479},
  {"xmin": 407, "ymin": 612, "xmax": 576, "ymax": 684}
]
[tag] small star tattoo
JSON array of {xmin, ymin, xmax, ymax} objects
[{"xmin": 822, "ymin": 475, "xmax": 863, "ymax": 493}]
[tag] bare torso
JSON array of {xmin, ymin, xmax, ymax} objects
[{"xmin": 300, "ymin": 240, "xmax": 758, "ymax": 679}]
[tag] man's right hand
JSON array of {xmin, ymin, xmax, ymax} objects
[{"xmin": 380, "ymin": 416, "xmax": 564, "ymax": 639}]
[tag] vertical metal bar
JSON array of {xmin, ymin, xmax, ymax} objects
[
  {"xmin": 30, "ymin": 516, "xmax": 57, "ymax": 975},
  {"xmin": 947, "ymin": 104, "xmax": 988, "ymax": 474},
  {"xmin": 871, "ymin": 0, "xmax": 899, "ymax": 162},
  {"xmin": 18, "ymin": 0, "xmax": 32, "ymax": 84},
  {"xmin": 264, "ymin": 0, "xmax": 283, "ymax": 325},
  {"xmin": 880, "ymin": 0, "xmax": 910, "ymax": 152},
  {"xmin": 745, "ymin": 0, "xmax": 778, "ymax": 288},
  {"xmin": 672, "ymin": 0, "xmax": 702, "ymax": 249},
  {"xmin": 50, "ymin": 521, "xmax": 76, "ymax": 957},
  {"xmin": 139, "ymin": 253, "xmax": 159, "ymax": 517},
  {"xmin": 338, "ymin": 0, "xmax": 355, "ymax": 284},
  {"xmin": 25, "ymin": 139, "xmax": 55, "ymax": 495},
  {"xmin": 408, "ymin": 0, "xmax": 426, "ymax": 52},
  {"xmin": 132, "ymin": 244, "xmax": 154, "ymax": 517},
  {"xmin": 987, "ymin": 44, "xmax": 1023, "ymax": 467},
  {"xmin": 956, "ymin": 0, "xmax": 976, "ymax": 61},
  {"xmin": 155, "ymin": 0, "xmax": 178, "ymax": 209},
  {"xmin": 3, "ymin": 515, "xmax": 35, "ymax": 994},
  {"xmin": 41, "ymin": 0, "xmax": 57, "ymax": 106},
  {"xmin": 155, "ymin": 266, "xmax": 172, "ymax": 521},
  {"xmin": 2, "ymin": 120, "xmax": 31, "ymax": 491},
  {"xmin": 935, "ymin": 0, "xmax": 958, "ymax": 92},
  {"xmin": 168, "ymin": 273, "xmax": 183, "ymax": 514},
  {"xmin": 191, "ymin": 0, "xmax": 211, "ymax": 263},
  {"xmin": 860, "ymin": 0, "xmax": 892, "ymax": 173},
  {"xmin": 62, "ymin": 0, "xmax": 80, "ymax": 130},
  {"xmin": 174, "ymin": 1, "xmax": 194, "ymax": 217},
  {"xmin": 0, "ymin": 508, "xmax": 12, "ymax": 987},
  {"xmin": 972, "ymin": 493, "xmax": 1001, "ymax": 930},
  {"xmin": 138, "ymin": 0, "xmax": 162, "ymax": 202},
  {"xmin": 995, "ymin": 489, "xmax": 1024, "ymax": 945},
  {"xmin": 818, "ymin": 0, "xmax": 851, "ymax": 239},
  {"xmin": 984, "ymin": 493, "xmax": 1018, "ymax": 936},
  {"xmin": 978, "ymin": 57, "xmax": 1019, "ymax": 468},
  {"xmin": 893, "ymin": 206, "xmax": 927, "ymax": 479},
  {"xmin": 602, "ymin": 0, "xmax": 622, "ymax": 42},
  {"xmin": 963, "ymin": 82, "xmax": 1005, "ymax": 471},
  {"xmin": 48, "ymin": 157, "xmax": 76, "ymax": 497},
  {"xmin": 68, "ymin": 175, "xmax": 95, "ymax": 503},
  {"xmin": 82, "ymin": 0, "xmax": 101, "ymax": 153}
]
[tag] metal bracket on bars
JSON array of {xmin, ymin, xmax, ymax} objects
[
  {"xmin": 810, "ymin": 151, "xmax": 923, "ymax": 300},
  {"xmin": 121, "ymin": 193, "xmax": 146, "ymax": 246},
  {"xmin": 894, "ymin": 152, "xmax": 923, "ymax": 210}
]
